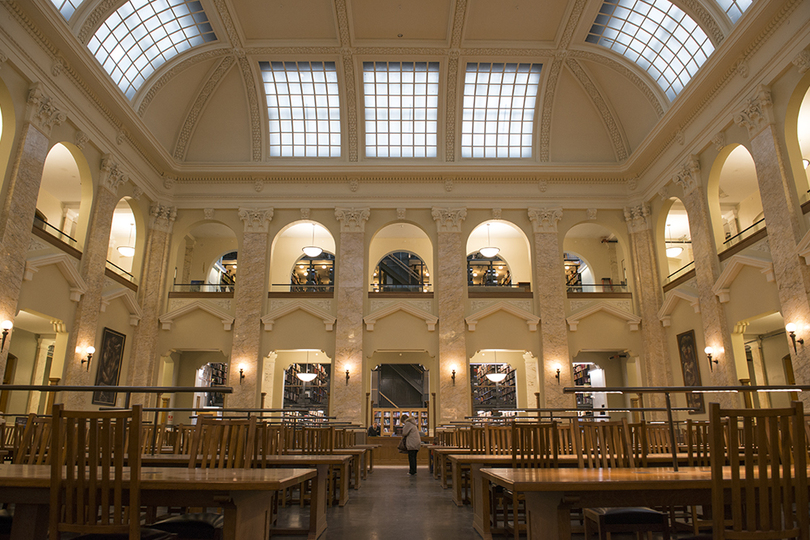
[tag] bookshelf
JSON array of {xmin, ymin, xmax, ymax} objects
[
  {"xmin": 573, "ymin": 363, "xmax": 594, "ymax": 414},
  {"xmin": 283, "ymin": 363, "xmax": 330, "ymax": 410},
  {"xmin": 470, "ymin": 364, "xmax": 517, "ymax": 411},
  {"xmin": 372, "ymin": 407, "xmax": 428, "ymax": 435}
]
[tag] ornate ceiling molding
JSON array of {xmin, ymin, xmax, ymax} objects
[
  {"xmin": 539, "ymin": 56, "xmax": 564, "ymax": 162},
  {"xmin": 565, "ymin": 58, "xmax": 628, "ymax": 161},
  {"xmin": 674, "ymin": 0, "xmax": 724, "ymax": 45},
  {"xmin": 334, "ymin": 0, "xmax": 358, "ymax": 162},
  {"xmin": 78, "ymin": 0, "xmax": 127, "ymax": 44},
  {"xmin": 559, "ymin": 0, "xmax": 587, "ymax": 49},
  {"xmin": 444, "ymin": 0, "xmax": 467, "ymax": 162},
  {"xmin": 173, "ymin": 174, "xmax": 629, "ymax": 185}
]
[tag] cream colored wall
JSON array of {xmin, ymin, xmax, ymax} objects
[
  {"xmin": 260, "ymin": 309, "xmax": 336, "ymax": 360},
  {"xmin": 363, "ymin": 311, "xmax": 437, "ymax": 356},
  {"xmin": 17, "ymin": 265, "xmax": 78, "ymax": 331},
  {"xmin": 566, "ymin": 312, "xmax": 643, "ymax": 358},
  {"xmin": 466, "ymin": 225, "xmax": 532, "ymax": 285},
  {"xmin": 173, "ymin": 350, "xmax": 229, "ymax": 425},
  {"xmin": 665, "ymin": 293, "xmax": 712, "ymax": 420},
  {"xmin": 465, "ymin": 311, "xmax": 539, "ymax": 359},
  {"xmin": 721, "ymin": 266, "xmax": 782, "ymax": 332},
  {"xmin": 736, "ymin": 191, "xmax": 765, "ymax": 229},
  {"xmin": 35, "ymin": 189, "xmax": 64, "ymax": 226},
  {"xmin": 758, "ymin": 333, "xmax": 791, "ymax": 407},
  {"xmin": 562, "ymin": 237, "xmax": 625, "ymax": 284},
  {"xmin": 7, "ymin": 328, "xmax": 38, "ymax": 416},
  {"xmin": 157, "ymin": 311, "xmax": 234, "ymax": 356},
  {"xmin": 186, "ymin": 236, "xmax": 239, "ymax": 283}
]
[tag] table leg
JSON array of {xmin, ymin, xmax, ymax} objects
[
  {"xmin": 308, "ymin": 465, "xmax": 328, "ymax": 539},
  {"xmin": 368, "ymin": 448, "xmax": 374, "ymax": 473},
  {"xmin": 441, "ymin": 455, "xmax": 450, "ymax": 488},
  {"xmin": 472, "ymin": 474, "xmax": 492, "ymax": 540},
  {"xmin": 451, "ymin": 461, "xmax": 463, "ymax": 506},
  {"xmin": 339, "ymin": 462, "xmax": 349, "ymax": 506},
  {"xmin": 524, "ymin": 492, "xmax": 572, "ymax": 540},
  {"xmin": 10, "ymin": 503, "xmax": 48, "ymax": 540},
  {"xmin": 353, "ymin": 455, "xmax": 361, "ymax": 489},
  {"xmin": 360, "ymin": 450, "xmax": 368, "ymax": 480},
  {"xmin": 221, "ymin": 491, "xmax": 272, "ymax": 540}
]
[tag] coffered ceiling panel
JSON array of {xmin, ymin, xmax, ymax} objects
[
  {"xmin": 231, "ymin": 0, "xmax": 338, "ymax": 44},
  {"xmin": 463, "ymin": 0, "xmax": 568, "ymax": 46},
  {"xmin": 350, "ymin": 0, "xmax": 452, "ymax": 43}
]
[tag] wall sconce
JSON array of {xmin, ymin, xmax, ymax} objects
[
  {"xmin": 82, "ymin": 346, "xmax": 95, "ymax": 371},
  {"xmin": 0, "ymin": 321, "xmax": 12, "ymax": 351},
  {"xmin": 553, "ymin": 363, "xmax": 561, "ymax": 385},
  {"xmin": 787, "ymin": 323, "xmax": 804, "ymax": 353},
  {"xmin": 238, "ymin": 364, "xmax": 245, "ymax": 384},
  {"xmin": 345, "ymin": 369, "xmax": 350, "ymax": 385},
  {"xmin": 451, "ymin": 369, "xmax": 456, "ymax": 385},
  {"xmin": 704, "ymin": 346, "xmax": 717, "ymax": 371}
]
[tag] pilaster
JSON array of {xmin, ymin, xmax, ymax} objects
[
  {"xmin": 432, "ymin": 207, "xmax": 470, "ymax": 422},
  {"xmin": 528, "ymin": 207, "xmax": 572, "ymax": 407},
  {"xmin": 331, "ymin": 207, "xmax": 369, "ymax": 424}
]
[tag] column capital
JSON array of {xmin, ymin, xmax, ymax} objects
[
  {"xmin": 792, "ymin": 49, "xmax": 810, "ymax": 74},
  {"xmin": 100, "ymin": 154, "xmax": 128, "ymax": 195},
  {"xmin": 528, "ymin": 207, "xmax": 562, "ymax": 233},
  {"xmin": 335, "ymin": 207, "xmax": 370, "ymax": 232},
  {"xmin": 673, "ymin": 154, "xmax": 701, "ymax": 195},
  {"xmin": 26, "ymin": 82, "xmax": 66, "ymax": 136},
  {"xmin": 432, "ymin": 207, "xmax": 466, "ymax": 233},
  {"xmin": 733, "ymin": 84, "xmax": 774, "ymax": 139},
  {"xmin": 149, "ymin": 203, "xmax": 177, "ymax": 233},
  {"xmin": 238, "ymin": 207, "xmax": 274, "ymax": 233},
  {"xmin": 624, "ymin": 203, "xmax": 651, "ymax": 233}
]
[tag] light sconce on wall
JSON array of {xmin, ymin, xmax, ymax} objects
[
  {"xmin": 0, "ymin": 321, "xmax": 13, "ymax": 352},
  {"xmin": 82, "ymin": 346, "xmax": 95, "ymax": 371},
  {"xmin": 238, "ymin": 364, "xmax": 246, "ymax": 384},
  {"xmin": 451, "ymin": 369, "xmax": 456, "ymax": 385},
  {"xmin": 704, "ymin": 346, "xmax": 718, "ymax": 372},
  {"xmin": 787, "ymin": 323, "xmax": 804, "ymax": 353},
  {"xmin": 554, "ymin": 363, "xmax": 561, "ymax": 385},
  {"xmin": 345, "ymin": 369, "xmax": 350, "ymax": 385}
]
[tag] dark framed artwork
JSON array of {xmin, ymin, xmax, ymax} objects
[
  {"xmin": 676, "ymin": 329, "xmax": 705, "ymax": 414},
  {"xmin": 92, "ymin": 327, "xmax": 126, "ymax": 406}
]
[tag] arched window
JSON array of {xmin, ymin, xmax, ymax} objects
[
  {"xmin": 372, "ymin": 251, "xmax": 428, "ymax": 292},
  {"xmin": 467, "ymin": 252, "xmax": 511, "ymax": 287},
  {"xmin": 211, "ymin": 251, "xmax": 237, "ymax": 292},
  {"xmin": 290, "ymin": 252, "xmax": 335, "ymax": 292}
]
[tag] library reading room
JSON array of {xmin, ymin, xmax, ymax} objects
[{"xmin": 1, "ymin": 0, "xmax": 810, "ymax": 538}]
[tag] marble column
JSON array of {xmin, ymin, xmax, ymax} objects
[
  {"xmin": 0, "ymin": 83, "xmax": 65, "ymax": 376},
  {"xmin": 674, "ymin": 160, "xmax": 738, "ymax": 407},
  {"xmin": 624, "ymin": 204, "xmax": 672, "ymax": 407},
  {"xmin": 331, "ymin": 208, "xmax": 369, "ymax": 425},
  {"xmin": 522, "ymin": 352, "xmax": 540, "ymax": 409},
  {"xmin": 262, "ymin": 351, "xmax": 277, "ymax": 409},
  {"xmin": 62, "ymin": 156, "xmax": 127, "ymax": 408},
  {"xmin": 126, "ymin": 203, "xmax": 176, "ymax": 406},
  {"xmin": 432, "ymin": 207, "xmax": 470, "ymax": 422},
  {"xmin": 528, "ymin": 208, "xmax": 573, "ymax": 407},
  {"xmin": 734, "ymin": 85, "xmax": 810, "ymax": 399},
  {"xmin": 227, "ymin": 208, "xmax": 272, "ymax": 408},
  {"xmin": 26, "ymin": 336, "xmax": 54, "ymax": 413}
]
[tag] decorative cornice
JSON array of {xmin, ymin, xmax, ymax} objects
[
  {"xmin": 586, "ymin": 208, "xmax": 597, "ymax": 220},
  {"xmin": 0, "ymin": 49, "xmax": 7, "ymax": 65},
  {"xmin": 26, "ymin": 83, "xmax": 66, "ymax": 135},
  {"xmin": 334, "ymin": 0, "xmax": 358, "ymax": 162},
  {"xmin": 565, "ymin": 58, "xmax": 628, "ymax": 161},
  {"xmin": 432, "ymin": 207, "xmax": 466, "ymax": 233},
  {"xmin": 444, "ymin": 0, "xmax": 467, "ymax": 162},
  {"xmin": 539, "ymin": 57, "xmax": 563, "ymax": 162},
  {"xmin": 623, "ymin": 203, "xmax": 651, "ymax": 233},
  {"xmin": 100, "ymin": 154, "xmax": 128, "ymax": 194},
  {"xmin": 238, "ymin": 207, "xmax": 274, "ymax": 233},
  {"xmin": 211, "ymin": 0, "xmax": 241, "ymax": 46},
  {"xmin": 335, "ymin": 207, "xmax": 370, "ymax": 232},
  {"xmin": 527, "ymin": 207, "xmax": 562, "ymax": 233},
  {"xmin": 733, "ymin": 84, "xmax": 774, "ymax": 140},
  {"xmin": 678, "ymin": 0, "xmax": 724, "ymax": 45},
  {"xmin": 149, "ymin": 203, "xmax": 177, "ymax": 233},
  {"xmin": 559, "ymin": 0, "xmax": 587, "ymax": 49},
  {"xmin": 78, "ymin": 0, "xmax": 124, "ymax": 43},
  {"xmin": 173, "ymin": 174, "xmax": 629, "ymax": 185},
  {"xmin": 235, "ymin": 54, "xmax": 263, "ymax": 162},
  {"xmin": 672, "ymin": 155, "xmax": 701, "ymax": 195}
]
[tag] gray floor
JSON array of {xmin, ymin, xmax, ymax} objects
[{"xmin": 272, "ymin": 465, "xmax": 477, "ymax": 539}]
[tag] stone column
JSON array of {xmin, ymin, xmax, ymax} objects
[
  {"xmin": 126, "ymin": 203, "xmax": 176, "ymax": 406},
  {"xmin": 0, "ymin": 83, "xmax": 65, "ymax": 375},
  {"xmin": 522, "ymin": 352, "xmax": 540, "ymax": 409},
  {"xmin": 227, "ymin": 208, "xmax": 272, "ymax": 408},
  {"xmin": 26, "ymin": 336, "xmax": 54, "ymax": 413},
  {"xmin": 607, "ymin": 242, "xmax": 621, "ymax": 284},
  {"xmin": 734, "ymin": 85, "xmax": 810, "ymax": 395},
  {"xmin": 432, "ymin": 207, "xmax": 470, "ymax": 422},
  {"xmin": 528, "ymin": 208, "xmax": 573, "ymax": 407},
  {"xmin": 331, "ymin": 208, "xmax": 369, "ymax": 425},
  {"xmin": 262, "ymin": 351, "xmax": 277, "ymax": 409},
  {"xmin": 624, "ymin": 204, "xmax": 672, "ymax": 406},
  {"xmin": 674, "ymin": 159, "xmax": 738, "ymax": 406},
  {"xmin": 62, "ymin": 156, "xmax": 127, "ymax": 408}
]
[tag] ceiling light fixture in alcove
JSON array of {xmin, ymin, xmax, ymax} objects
[
  {"xmin": 479, "ymin": 223, "xmax": 500, "ymax": 258},
  {"xmin": 302, "ymin": 223, "xmax": 323, "ymax": 258}
]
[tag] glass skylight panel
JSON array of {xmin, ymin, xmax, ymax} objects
[
  {"xmin": 50, "ymin": 0, "xmax": 83, "ymax": 20},
  {"xmin": 586, "ymin": 0, "xmax": 714, "ymax": 100},
  {"xmin": 87, "ymin": 0, "xmax": 216, "ymax": 99},
  {"xmin": 461, "ymin": 63, "xmax": 542, "ymax": 159},
  {"xmin": 261, "ymin": 61, "xmax": 341, "ymax": 158},
  {"xmin": 716, "ymin": 0, "xmax": 752, "ymax": 23},
  {"xmin": 363, "ymin": 62, "xmax": 440, "ymax": 158}
]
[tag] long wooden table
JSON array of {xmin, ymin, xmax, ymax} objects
[{"xmin": 0, "ymin": 465, "xmax": 323, "ymax": 540}]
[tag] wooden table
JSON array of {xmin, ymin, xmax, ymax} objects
[
  {"xmin": 140, "ymin": 453, "xmax": 353, "ymax": 507},
  {"xmin": 351, "ymin": 444, "xmax": 379, "ymax": 475},
  {"xmin": 0, "ymin": 465, "xmax": 323, "ymax": 540}
]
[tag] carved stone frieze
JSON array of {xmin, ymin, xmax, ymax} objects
[
  {"xmin": 204, "ymin": 208, "xmax": 215, "ymax": 220},
  {"xmin": 149, "ymin": 203, "xmax": 177, "ymax": 233},
  {"xmin": 239, "ymin": 207, "xmax": 274, "ymax": 233},
  {"xmin": 586, "ymin": 208, "xmax": 597, "ymax": 220},
  {"xmin": 673, "ymin": 155, "xmax": 701, "ymax": 195},
  {"xmin": 538, "ymin": 179, "xmax": 548, "ymax": 192},
  {"xmin": 792, "ymin": 50, "xmax": 810, "ymax": 74},
  {"xmin": 569, "ymin": 299, "xmax": 632, "ymax": 313},
  {"xmin": 657, "ymin": 185, "xmax": 669, "ymax": 201},
  {"xmin": 28, "ymin": 235, "xmax": 50, "ymax": 252},
  {"xmin": 26, "ymin": 83, "xmax": 66, "ymax": 135},
  {"xmin": 624, "ymin": 203, "xmax": 651, "ymax": 233},
  {"xmin": 349, "ymin": 177, "xmax": 359, "ymax": 192},
  {"xmin": 444, "ymin": 177, "xmax": 454, "ymax": 192},
  {"xmin": 270, "ymin": 299, "xmax": 332, "ymax": 312},
  {"xmin": 396, "ymin": 208, "xmax": 406, "ymax": 220},
  {"xmin": 492, "ymin": 208, "xmax": 502, "ymax": 220},
  {"xmin": 432, "ymin": 207, "xmax": 466, "ymax": 233},
  {"xmin": 254, "ymin": 178, "xmax": 264, "ymax": 192},
  {"xmin": 335, "ymin": 207, "xmax": 370, "ymax": 232},
  {"xmin": 300, "ymin": 208, "xmax": 311, "ymax": 220},
  {"xmin": 74, "ymin": 130, "xmax": 89, "ymax": 150},
  {"xmin": 100, "ymin": 154, "xmax": 128, "ymax": 194},
  {"xmin": 712, "ymin": 132, "xmax": 726, "ymax": 151},
  {"xmin": 528, "ymin": 207, "xmax": 563, "ymax": 233},
  {"xmin": 370, "ymin": 299, "xmax": 432, "ymax": 314},
  {"xmin": 131, "ymin": 186, "xmax": 143, "ymax": 200},
  {"xmin": 163, "ymin": 175, "xmax": 175, "ymax": 190}
]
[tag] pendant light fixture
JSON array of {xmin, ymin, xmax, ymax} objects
[
  {"xmin": 302, "ymin": 223, "xmax": 323, "ymax": 258},
  {"xmin": 665, "ymin": 223, "xmax": 683, "ymax": 258},
  {"xmin": 485, "ymin": 351, "xmax": 507, "ymax": 383},
  {"xmin": 117, "ymin": 223, "xmax": 136, "ymax": 257},
  {"xmin": 296, "ymin": 351, "xmax": 317, "ymax": 382},
  {"xmin": 479, "ymin": 223, "xmax": 500, "ymax": 258}
]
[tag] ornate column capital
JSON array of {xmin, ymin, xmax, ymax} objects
[
  {"xmin": 335, "ymin": 207, "xmax": 370, "ymax": 232},
  {"xmin": 673, "ymin": 154, "xmax": 701, "ymax": 195},
  {"xmin": 431, "ymin": 207, "xmax": 466, "ymax": 233},
  {"xmin": 733, "ymin": 84, "xmax": 774, "ymax": 139},
  {"xmin": 100, "ymin": 154, "xmax": 128, "ymax": 194},
  {"xmin": 238, "ymin": 207, "xmax": 274, "ymax": 233},
  {"xmin": 624, "ymin": 203, "xmax": 651, "ymax": 233},
  {"xmin": 149, "ymin": 203, "xmax": 177, "ymax": 233},
  {"xmin": 26, "ymin": 83, "xmax": 66, "ymax": 136},
  {"xmin": 792, "ymin": 49, "xmax": 810, "ymax": 74},
  {"xmin": 528, "ymin": 207, "xmax": 563, "ymax": 233}
]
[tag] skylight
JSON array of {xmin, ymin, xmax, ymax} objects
[
  {"xmin": 87, "ymin": 0, "xmax": 216, "ymax": 100},
  {"xmin": 586, "ymin": 0, "xmax": 714, "ymax": 101},
  {"xmin": 50, "ymin": 0, "xmax": 83, "ymax": 20},
  {"xmin": 261, "ymin": 61, "xmax": 341, "ymax": 158},
  {"xmin": 461, "ymin": 63, "xmax": 542, "ymax": 159},
  {"xmin": 716, "ymin": 0, "xmax": 753, "ymax": 23},
  {"xmin": 363, "ymin": 62, "xmax": 440, "ymax": 158}
]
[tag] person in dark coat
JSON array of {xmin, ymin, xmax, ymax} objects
[
  {"xmin": 367, "ymin": 423, "xmax": 380, "ymax": 437},
  {"xmin": 401, "ymin": 414, "xmax": 421, "ymax": 476}
]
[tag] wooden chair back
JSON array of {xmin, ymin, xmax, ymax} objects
[
  {"xmin": 455, "ymin": 427, "xmax": 470, "ymax": 449},
  {"xmin": 15, "ymin": 414, "xmax": 58, "ymax": 465},
  {"xmin": 188, "ymin": 416, "xmax": 257, "ymax": 469},
  {"xmin": 685, "ymin": 419, "xmax": 712, "ymax": 467},
  {"xmin": 645, "ymin": 423, "xmax": 673, "ymax": 454},
  {"xmin": 574, "ymin": 418, "xmax": 635, "ymax": 468},
  {"xmin": 172, "ymin": 424, "xmax": 193, "ymax": 454},
  {"xmin": 254, "ymin": 423, "xmax": 284, "ymax": 466},
  {"xmin": 556, "ymin": 422, "xmax": 575, "ymax": 456},
  {"xmin": 709, "ymin": 402, "xmax": 808, "ymax": 540},
  {"xmin": 469, "ymin": 427, "xmax": 486, "ymax": 454},
  {"xmin": 301, "ymin": 426, "xmax": 334, "ymax": 455},
  {"xmin": 485, "ymin": 425, "xmax": 512, "ymax": 455},
  {"xmin": 512, "ymin": 422, "xmax": 558, "ymax": 469},
  {"xmin": 49, "ymin": 403, "xmax": 143, "ymax": 540}
]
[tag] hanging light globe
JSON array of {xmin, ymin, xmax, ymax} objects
[
  {"xmin": 485, "ymin": 372, "xmax": 507, "ymax": 383},
  {"xmin": 665, "ymin": 246, "xmax": 683, "ymax": 257},
  {"xmin": 479, "ymin": 246, "xmax": 500, "ymax": 258},
  {"xmin": 302, "ymin": 246, "xmax": 323, "ymax": 257},
  {"xmin": 296, "ymin": 372, "xmax": 317, "ymax": 382},
  {"xmin": 117, "ymin": 245, "xmax": 135, "ymax": 257}
]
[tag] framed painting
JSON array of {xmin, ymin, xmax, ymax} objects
[
  {"xmin": 92, "ymin": 327, "xmax": 126, "ymax": 406},
  {"xmin": 676, "ymin": 329, "xmax": 705, "ymax": 414}
]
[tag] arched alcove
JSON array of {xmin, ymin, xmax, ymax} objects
[
  {"xmin": 661, "ymin": 197, "xmax": 694, "ymax": 281},
  {"xmin": 562, "ymin": 223, "xmax": 628, "ymax": 292},
  {"xmin": 0, "ymin": 77, "xmax": 15, "ymax": 189},
  {"xmin": 783, "ymin": 72, "xmax": 810, "ymax": 203},
  {"xmin": 173, "ymin": 222, "xmax": 238, "ymax": 292},
  {"xmin": 369, "ymin": 223, "xmax": 433, "ymax": 292},
  {"xmin": 707, "ymin": 144, "xmax": 762, "ymax": 250},
  {"xmin": 270, "ymin": 221, "xmax": 336, "ymax": 292},
  {"xmin": 466, "ymin": 220, "xmax": 531, "ymax": 289},
  {"xmin": 107, "ymin": 198, "xmax": 138, "ymax": 280}
]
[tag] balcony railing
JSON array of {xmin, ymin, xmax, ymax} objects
[
  {"xmin": 566, "ymin": 283, "xmax": 628, "ymax": 294},
  {"xmin": 663, "ymin": 260, "xmax": 695, "ymax": 286},
  {"xmin": 723, "ymin": 218, "xmax": 765, "ymax": 249},
  {"xmin": 370, "ymin": 284, "xmax": 431, "ymax": 293},
  {"xmin": 172, "ymin": 283, "xmax": 234, "ymax": 293},
  {"xmin": 105, "ymin": 260, "xmax": 136, "ymax": 284},
  {"xmin": 269, "ymin": 283, "xmax": 334, "ymax": 293},
  {"xmin": 33, "ymin": 216, "xmax": 79, "ymax": 249}
]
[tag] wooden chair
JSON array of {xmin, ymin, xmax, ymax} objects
[
  {"xmin": 707, "ymin": 401, "xmax": 808, "ymax": 540},
  {"xmin": 300, "ymin": 427, "xmax": 338, "ymax": 507},
  {"xmin": 577, "ymin": 418, "xmax": 670, "ymax": 540},
  {"xmin": 49, "ymin": 403, "xmax": 175, "ymax": 540},
  {"xmin": 14, "ymin": 414, "xmax": 58, "ymax": 465}
]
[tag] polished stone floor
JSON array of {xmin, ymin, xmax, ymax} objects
[{"xmin": 273, "ymin": 465, "xmax": 476, "ymax": 539}]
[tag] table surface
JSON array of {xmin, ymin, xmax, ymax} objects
[
  {"xmin": 482, "ymin": 466, "xmax": 714, "ymax": 491},
  {"xmin": 446, "ymin": 452, "xmax": 692, "ymax": 465},
  {"xmin": 141, "ymin": 453, "xmax": 353, "ymax": 466}
]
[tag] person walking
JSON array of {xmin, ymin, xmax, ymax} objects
[{"xmin": 401, "ymin": 414, "xmax": 421, "ymax": 476}]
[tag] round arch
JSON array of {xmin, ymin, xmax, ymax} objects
[
  {"xmin": 172, "ymin": 220, "xmax": 239, "ymax": 291},
  {"xmin": 562, "ymin": 222, "xmax": 627, "ymax": 291},
  {"xmin": 270, "ymin": 221, "xmax": 335, "ymax": 292},
  {"xmin": 707, "ymin": 143, "xmax": 762, "ymax": 249},
  {"xmin": 369, "ymin": 222, "xmax": 433, "ymax": 290},
  {"xmin": 0, "ymin": 75, "xmax": 16, "ymax": 191},
  {"xmin": 466, "ymin": 220, "xmax": 532, "ymax": 286},
  {"xmin": 655, "ymin": 197, "xmax": 694, "ymax": 281},
  {"xmin": 784, "ymin": 70, "xmax": 810, "ymax": 202}
]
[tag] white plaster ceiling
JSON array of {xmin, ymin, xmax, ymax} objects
[{"xmin": 717, "ymin": 145, "xmax": 759, "ymax": 205}]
